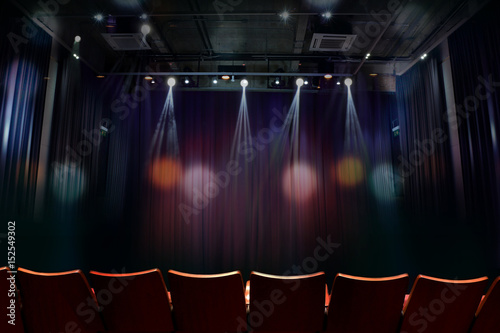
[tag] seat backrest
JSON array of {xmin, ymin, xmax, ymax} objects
[
  {"xmin": 167, "ymin": 270, "xmax": 247, "ymax": 332},
  {"xmin": 470, "ymin": 276, "xmax": 500, "ymax": 333},
  {"xmin": 17, "ymin": 267, "xmax": 105, "ymax": 333},
  {"xmin": 400, "ymin": 275, "xmax": 488, "ymax": 333},
  {"xmin": 249, "ymin": 271, "xmax": 326, "ymax": 332},
  {"xmin": 325, "ymin": 273, "xmax": 409, "ymax": 333},
  {"xmin": 0, "ymin": 267, "xmax": 24, "ymax": 332},
  {"xmin": 89, "ymin": 268, "xmax": 174, "ymax": 332}
]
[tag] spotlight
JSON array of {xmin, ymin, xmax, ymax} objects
[
  {"xmin": 280, "ymin": 10, "xmax": 290, "ymax": 20},
  {"xmin": 304, "ymin": 80, "xmax": 309, "ymax": 85},
  {"xmin": 322, "ymin": 11, "xmax": 332, "ymax": 19},
  {"xmin": 366, "ymin": 53, "xmax": 371, "ymax": 59},
  {"xmin": 275, "ymin": 78, "xmax": 280, "ymax": 85},
  {"xmin": 345, "ymin": 78, "xmax": 353, "ymax": 87},
  {"xmin": 141, "ymin": 24, "xmax": 151, "ymax": 35},
  {"xmin": 94, "ymin": 14, "xmax": 104, "ymax": 21},
  {"xmin": 74, "ymin": 35, "xmax": 81, "ymax": 43},
  {"xmin": 73, "ymin": 54, "xmax": 79, "ymax": 59},
  {"xmin": 213, "ymin": 78, "xmax": 218, "ymax": 84},
  {"xmin": 324, "ymin": 74, "xmax": 333, "ymax": 80},
  {"xmin": 145, "ymin": 76, "xmax": 153, "ymax": 81},
  {"xmin": 336, "ymin": 81, "xmax": 341, "ymax": 85},
  {"xmin": 184, "ymin": 78, "xmax": 190, "ymax": 84},
  {"xmin": 140, "ymin": 13, "xmax": 148, "ymax": 20},
  {"xmin": 96, "ymin": 75, "xmax": 105, "ymax": 79},
  {"xmin": 420, "ymin": 53, "xmax": 428, "ymax": 60},
  {"xmin": 296, "ymin": 78, "xmax": 304, "ymax": 87},
  {"xmin": 222, "ymin": 75, "xmax": 230, "ymax": 80},
  {"xmin": 167, "ymin": 78, "xmax": 176, "ymax": 87},
  {"xmin": 151, "ymin": 80, "xmax": 155, "ymax": 84},
  {"xmin": 240, "ymin": 79, "xmax": 248, "ymax": 87}
]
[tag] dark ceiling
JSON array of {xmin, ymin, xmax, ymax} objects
[{"xmin": 9, "ymin": 0, "xmax": 491, "ymax": 88}]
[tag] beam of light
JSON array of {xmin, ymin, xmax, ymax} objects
[
  {"xmin": 344, "ymin": 80, "xmax": 368, "ymax": 158},
  {"xmin": 148, "ymin": 87, "xmax": 181, "ymax": 190},
  {"xmin": 230, "ymin": 86, "xmax": 252, "ymax": 161},
  {"xmin": 277, "ymin": 84, "xmax": 302, "ymax": 161},
  {"xmin": 148, "ymin": 86, "xmax": 179, "ymax": 164}
]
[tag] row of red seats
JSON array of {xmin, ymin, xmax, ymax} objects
[{"xmin": 2, "ymin": 266, "xmax": 499, "ymax": 333}]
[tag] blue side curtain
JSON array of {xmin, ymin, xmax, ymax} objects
[
  {"xmin": 448, "ymin": 2, "xmax": 500, "ymax": 223},
  {"xmin": 0, "ymin": 9, "xmax": 51, "ymax": 220},
  {"xmin": 396, "ymin": 54, "xmax": 455, "ymax": 217},
  {"xmin": 448, "ymin": 2, "xmax": 500, "ymax": 265}
]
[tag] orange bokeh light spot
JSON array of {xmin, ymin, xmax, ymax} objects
[
  {"xmin": 335, "ymin": 156, "xmax": 365, "ymax": 187},
  {"xmin": 150, "ymin": 158, "xmax": 182, "ymax": 189}
]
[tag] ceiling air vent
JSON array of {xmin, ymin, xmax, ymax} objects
[
  {"xmin": 309, "ymin": 33, "xmax": 357, "ymax": 52},
  {"xmin": 102, "ymin": 33, "xmax": 151, "ymax": 51}
]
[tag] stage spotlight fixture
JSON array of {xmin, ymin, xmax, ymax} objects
[
  {"xmin": 366, "ymin": 53, "xmax": 370, "ymax": 59},
  {"xmin": 345, "ymin": 78, "xmax": 353, "ymax": 86},
  {"xmin": 141, "ymin": 24, "xmax": 151, "ymax": 35},
  {"xmin": 322, "ymin": 11, "xmax": 332, "ymax": 19},
  {"xmin": 167, "ymin": 78, "xmax": 176, "ymax": 87},
  {"xmin": 420, "ymin": 53, "xmax": 428, "ymax": 60},
  {"xmin": 145, "ymin": 76, "xmax": 153, "ymax": 81},
  {"xmin": 74, "ymin": 36, "xmax": 81, "ymax": 42},
  {"xmin": 151, "ymin": 80, "xmax": 155, "ymax": 84},
  {"xmin": 296, "ymin": 78, "xmax": 304, "ymax": 87},
  {"xmin": 324, "ymin": 74, "xmax": 333, "ymax": 80},
  {"xmin": 240, "ymin": 79, "xmax": 248, "ymax": 87},
  {"xmin": 336, "ymin": 80, "xmax": 341, "ymax": 85},
  {"xmin": 213, "ymin": 78, "xmax": 218, "ymax": 84},
  {"xmin": 184, "ymin": 78, "xmax": 190, "ymax": 84},
  {"xmin": 304, "ymin": 80, "xmax": 309, "ymax": 85},
  {"xmin": 222, "ymin": 75, "xmax": 230, "ymax": 80},
  {"xmin": 73, "ymin": 54, "xmax": 79, "ymax": 59},
  {"xmin": 275, "ymin": 78, "xmax": 280, "ymax": 85},
  {"xmin": 94, "ymin": 14, "xmax": 104, "ymax": 21}
]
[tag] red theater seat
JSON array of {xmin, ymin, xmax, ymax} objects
[
  {"xmin": 324, "ymin": 273, "xmax": 409, "ymax": 332},
  {"xmin": 248, "ymin": 271, "xmax": 326, "ymax": 332},
  {"xmin": 0, "ymin": 267, "xmax": 24, "ymax": 332},
  {"xmin": 89, "ymin": 268, "xmax": 174, "ymax": 332},
  {"xmin": 167, "ymin": 270, "xmax": 247, "ymax": 332},
  {"xmin": 470, "ymin": 276, "xmax": 500, "ymax": 333},
  {"xmin": 400, "ymin": 275, "xmax": 488, "ymax": 333},
  {"xmin": 17, "ymin": 267, "xmax": 105, "ymax": 333}
]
